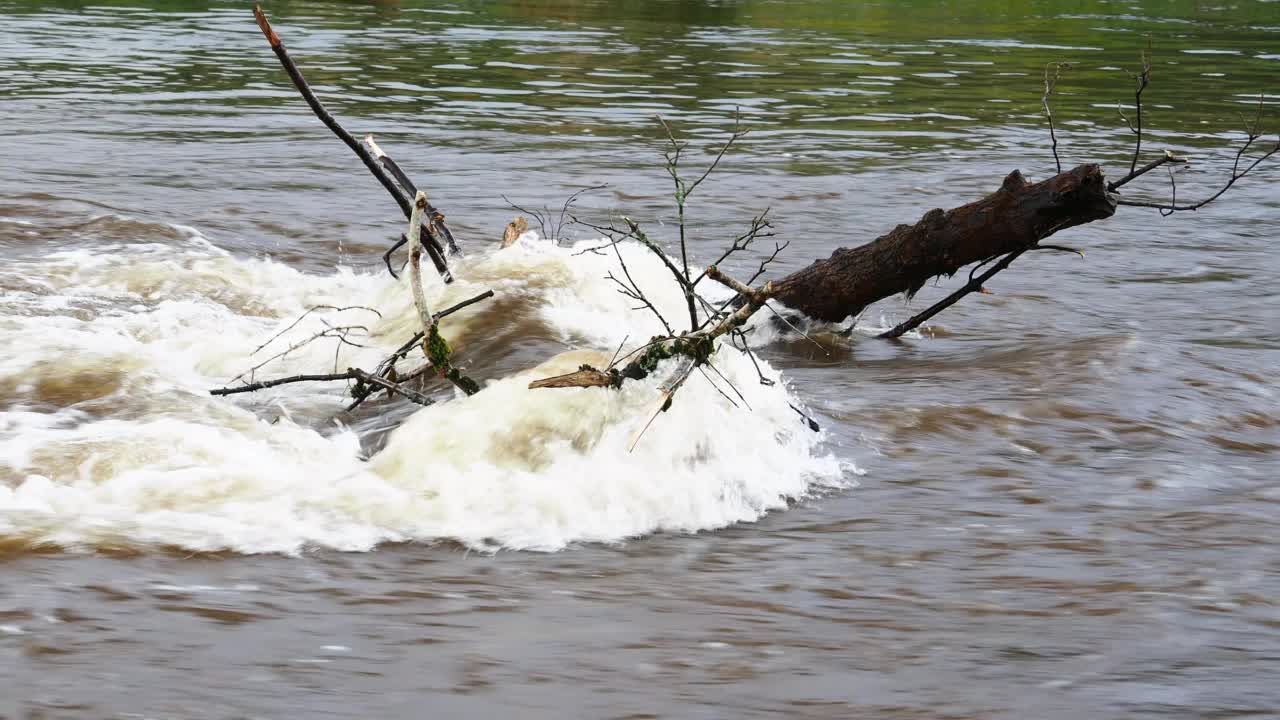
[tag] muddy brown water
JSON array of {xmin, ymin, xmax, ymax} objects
[{"xmin": 2, "ymin": 1, "xmax": 1279, "ymax": 718}]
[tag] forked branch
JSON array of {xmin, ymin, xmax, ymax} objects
[{"xmin": 1116, "ymin": 101, "xmax": 1277, "ymax": 215}]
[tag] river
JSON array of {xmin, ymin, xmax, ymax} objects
[{"xmin": 1, "ymin": 1, "xmax": 1278, "ymax": 717}]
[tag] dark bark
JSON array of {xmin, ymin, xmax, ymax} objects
[{"xmin": 768, "ymin": 164, "xmax": 1117, "ymax": 323}]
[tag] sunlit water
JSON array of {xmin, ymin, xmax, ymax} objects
[{"xmin": 1, "ymin": 1, "xmax": 1278, "ymax": 717}]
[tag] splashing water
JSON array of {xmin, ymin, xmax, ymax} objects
[{"xmin": 0, "ymin": 218, "xmax": 849, "ymax": 554}]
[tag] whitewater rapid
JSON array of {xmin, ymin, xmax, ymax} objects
[{"xmin": 0, "ymin": 218, "xmax": 851, "ymax": 553}]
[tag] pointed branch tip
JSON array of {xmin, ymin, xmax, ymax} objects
[{"xmin": 252, "ymin": 6, "xmax": 280, "ymax": 48}]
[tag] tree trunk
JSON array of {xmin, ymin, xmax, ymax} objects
[{"xmin": 768, "ymin": 163, "xmax": 1117, "ymax": 323}]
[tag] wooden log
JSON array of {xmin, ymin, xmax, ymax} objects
[{"xmin": 768, "ymin": 163, "xmax": 1117, "ymax": 323}]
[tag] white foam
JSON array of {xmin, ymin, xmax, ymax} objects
[{"xmin": 0, "ymin": 229, "xmax": 850, "ymax": 553}]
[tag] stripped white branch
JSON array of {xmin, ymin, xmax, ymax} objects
[{"xmin": 406, "ymin": 191, "xmax": 434, "ymax": 333}]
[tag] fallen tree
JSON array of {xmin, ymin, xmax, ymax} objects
[{"xmin": 215, "ymin": 7, "xmax": 1276, "ymax": 446}]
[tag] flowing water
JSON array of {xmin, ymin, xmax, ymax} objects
[{"xmin": 2, "ymin": 1, "xmax": 1279, "ymax": 717}]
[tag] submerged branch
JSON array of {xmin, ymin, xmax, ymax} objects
[
  {"xmin": 211, "ymin": 368, "xmax": 434, "ymax": 407},
  {"xmin": 878, "ymin": 249, "xmax": 1027, "ymax": 339}
]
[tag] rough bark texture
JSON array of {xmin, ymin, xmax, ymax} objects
[{"xmin": 769, "ymin": 163, "xmax": 1117, "ymax": 322}]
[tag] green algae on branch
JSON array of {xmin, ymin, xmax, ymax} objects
[
  {"xmin": 425, "ymin": 322, "xmax": 481, "ymax": 397},
  {"xmin": 407, "ymin": 192, "xmax": 480, "ymax": 397}
]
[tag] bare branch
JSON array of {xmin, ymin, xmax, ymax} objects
[
  {"xmin": 365, "ymin": 135, "xmax": 461, "ymax": 258},
  {"xmin": 655, "ymin": 112, "xmax": 750, "ymax": 328},
  {"xmin": 1116, "ymin": 119, "xmax": 1277, "ymax": 214},
  {"xmin": 252, "ymin": 6, "xmax": 410, "ymax": 218},
  {"xmin": 253, "ymin": 8, "xmax": 462, "ymax": 281},
  {"xmin": 1108, "ymin": 149, "xmax": 1187, "ymax": 191},
  {"xmin": 732, "ymin": 329, "xmax": 774, "ymax": 387},
  {"xmin": 226, "ymin": 324, "xmax": 369, "ymax": 387},
  {"xmin": 504, "ymin": 184, "xmax": 607, "ymax": 244},
  {"xmin": 213, "ymin": 370, "xmax": 359, "ymax": 396},
  {"xmin": 406, "ymin": 193, "xmax": 435, "ymax": 332},
  {"xmin": 406, "ymin": 195, "xmax": 481, "ymax": 397},
  {"xmin": 1128, "ymin": 42, "xmax": 1153, "ymax": 175},
  {"xmin": 879, "ymin": 249, "xmax": 1028, "ymax": 339},
  {"xmin": 606, "ymin": 237, "xmax": 674, "ymax": 335},
  {"xmin": 554, "ymin": 184, "xmax": 607, "ymax": 243},
  {"xmin": 691, "ymin": 210, "xmax": 774, "ymax": 287},
  {"xmin": 696, "ymin": 238, "xmax": 790, "ymax": 334},
  {"xmin": 687, "ymin": 113, "xmax": 748, "ymax": 196},
  {"xmin": 251, "ymin": 305, "xmax": 381, "ymax": 356},
  {"xmin": 698, "ymin": 366, "xmax": 741, "ymax": 409},
  {"xmin": 704, "ymin": 360, "xmax": 750, "ymax": 410},
  {"xmin": 212, "ymin": 368, "xmax": 434, "ymax": 407},
  {"xmin": 1042, "ymin": 62, "xmax": 1073, "ymax": 173},
  {"xmin": 622, "ymin": 217, "xmax": 700, "ymax": 330}
]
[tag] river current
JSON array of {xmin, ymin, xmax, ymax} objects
[{"xmin": 1, "ymin": 1, "xmax": 1278, "ymax": 717}]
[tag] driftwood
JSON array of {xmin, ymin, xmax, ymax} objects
[
  {"xmin": 768, "ymin": 164, "xmax": 1116, "ymax": 324},
  {"xmin": 217, "ymin": 6, "xmax": 1276, "ymax": 447}
]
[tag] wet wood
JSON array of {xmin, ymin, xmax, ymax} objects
[
  {"xmin": 768, "ymin": 164, "xmax": 1118, "ymax": 322},
  {"xmin": 528, "ymin": 366, "xmax": 615, "ymax": 389},
  {"xmin": 503, "ymin": 216, "xmax": 529, "ymax": 248}
]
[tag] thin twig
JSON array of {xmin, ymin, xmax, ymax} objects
[
  {"xmin": 608, "ymin": 334, "xmax": 630, "ymax": 368},
  {"xmin": 554, "ymin": 184, "xmax": 607, "ymax": 243},
  {"xmin": 691, "ymin": 210, "xmax": 774, "ymax": 287},
  {"xmin": 1116, "ymin": 122, "xmax": 1277, "ymax": 214},
  {"xmin": 698, "ymin": 367, "xmax": 740, "ymax": 409},
  {"xmin": 606, "ymin": 268, "xmax": 672, "ymax": 336},
  {"xmin": 656, "ymin": 112, "xmax": 749, "ymax": 331},
  {"xmin": 734, "ymin": 329, "xmax": 774, "ymax": 386},
  {"xmin": 1129, "ymin": 42, "xmax": 1153, "ymax": 175},
  {"xmin": 1042, "ymin": 62, "xmax": 1073, "ymax": 173},
  {"xmin": 502, "ymin": 194, "xmax": 552, "ymax": 241},
  {"xmin": 703, "ymin": 360, "xmax": 750, "ymax": 410},
  {"xmin": 227, "ymin": 324, "xmax": 369, "ymax": 386},
  {"xmin": 607, "ymin": 336, "xmax": 678, "ymax": 372},
  {"xmin": 764, "ymin": 303, "xmax": 829, "ymax": 355},
  {"xmin": 252, "ymin": 305, "xmax": 381, "ymax": 355}
]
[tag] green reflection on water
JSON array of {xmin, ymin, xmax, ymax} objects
[{"xmin": 2, "ymin": 0, "xmax": 1276, "ymax": 170}]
